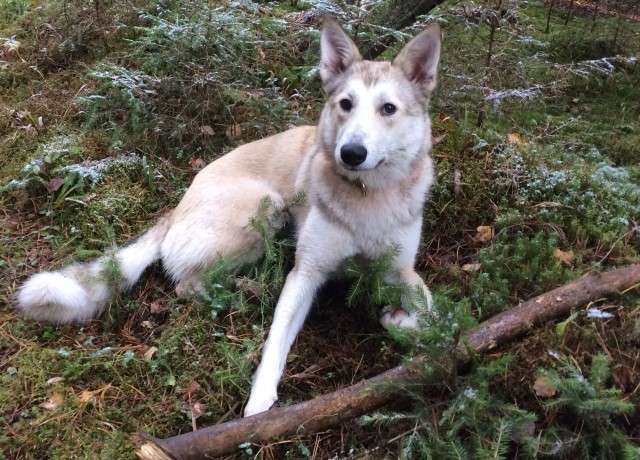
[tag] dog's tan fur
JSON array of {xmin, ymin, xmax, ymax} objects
[{"xmin": 17, "ymin": 19, "xmax": 442, "ymax": 417}]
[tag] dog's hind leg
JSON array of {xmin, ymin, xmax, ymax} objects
[{"xmin": 160, "ymin": 179, "xmax": 286, "ymax": 296}]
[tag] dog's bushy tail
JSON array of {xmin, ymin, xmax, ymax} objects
[{"xmin": 16, "ymin": 216, "xmax": 171, "ymax": 323}]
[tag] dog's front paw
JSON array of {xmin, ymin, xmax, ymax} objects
[
  {"xmin": 380, "ymin": 307, "xmax": 419, "ymax": 330},
  {"xmin": 244, "ymin": 390, "xmax": 278, "ymax": 417}
]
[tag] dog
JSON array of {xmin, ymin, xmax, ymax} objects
[{"xmin": 16, "ymin": 18, "xmax": 441, "ymax": 417}]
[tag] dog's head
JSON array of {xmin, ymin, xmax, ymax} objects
[{"xmin": 317, "ymin": 19, "xmax": 441, "ymax": 188}]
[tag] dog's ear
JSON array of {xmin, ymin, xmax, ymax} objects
[
  {"xmin": 393, "ymin": 24, "xmax": 441, "ymax": 95},
  {"xmin": 320, "ymin": 17, "xmax": 361, "ymax": 91}
]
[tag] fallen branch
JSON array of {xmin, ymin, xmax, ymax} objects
[{"xmin": 136, "ymin": 264, "xmax": 640, "ymax": 460}]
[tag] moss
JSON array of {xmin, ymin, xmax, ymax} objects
[{"xmin": 1, "ymin": 0, "xmax": 640, "ymax": 458}]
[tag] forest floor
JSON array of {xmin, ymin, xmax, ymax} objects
[{"xmin": 1, "ymin": 0, "xmax": 640, "ymax": 458}]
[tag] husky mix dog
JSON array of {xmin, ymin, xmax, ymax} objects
[{"xmin": 16, "ymin": 19, "xmax": 442, "ymax": 417}]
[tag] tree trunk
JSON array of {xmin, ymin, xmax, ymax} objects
[
  {"xmin": 361, "ymin": 0, "xmax": 448, "ymax": 59},
  {"xmin": 136, "ymin": 264, "xmax": 640, "ymax": 460},
  {"xmin": 545, "ymin": 0, "xmax": 554, "ymax": 33},
  {"xmin": 564, "ymin": 0, "xmax": 575, "ymax": 25},
  {"xmin": 591, "ymin": 1, "xmax": 600, "ymax": 32}
]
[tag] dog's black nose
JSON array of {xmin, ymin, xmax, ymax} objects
[{"xmin": 340, "ymin": 143, "xmax": 367, "ymax": 167}]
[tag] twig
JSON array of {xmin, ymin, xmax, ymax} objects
[{"xmin": 136, "ymin": 264, "xmax": 640, "ymax": 460}]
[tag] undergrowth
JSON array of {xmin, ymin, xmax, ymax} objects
[{"xmin": 1, "ymin": 0, "xmax": 639, "ymax": 458}]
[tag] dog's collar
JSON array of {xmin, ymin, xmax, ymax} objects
[{"xmin": 339, "ymin": 174, "xmax": 367, "ymax": 196}]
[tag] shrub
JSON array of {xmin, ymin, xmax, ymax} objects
[{"xmin": 470, "ymin": 232, "xmax": 573, "ymax": 319}]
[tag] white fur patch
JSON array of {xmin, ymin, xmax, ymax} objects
[
  {"xmin": 380, "ymin": 307, "xmax": 419, "ymax": 329},
  {"xmin": 16, "ymin": 272, "xmax": 96, "ymax": 323},
  {"xmin": 16, "ymin": 219, "xmax": 169, "ymax": 324}
]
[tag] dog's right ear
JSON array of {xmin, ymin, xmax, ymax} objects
[{"xmin": 320, "ymin": 18, "xmax": 361, "ymax": 92}]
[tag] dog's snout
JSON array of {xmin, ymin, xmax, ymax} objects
[{"xmin": 340, "ymin": 143, "xmax": 367, "ymax": 167}]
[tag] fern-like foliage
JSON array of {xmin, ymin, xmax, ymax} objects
[
  {"xmin": 535, "ymin": 353, "xmax": 637, "ymax": 458},
  {"xmin": 470, "ymin": 232, "xmax": 574, "ymax": 319}
]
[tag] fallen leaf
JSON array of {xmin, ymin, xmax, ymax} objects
[
  {"xmin": 507, "ymin": 132, "xmax": 527, "ymax": 145},
  {"xmin": 432, "ymin": 133, "xmax": 447, "ymax": 145},
  {"xmin": 46, "ymin": 377, "xmax": 65, "ymax": 386},
  {"xmin": 554, "ymin": 248, "xmax": 574, "ymax": 266},
  {"xmin": 191, "ymin": 402, "xmax": 205, "ymax": 419},
  {"xmin": 78, "ymin": 384, "xmax": 112, "ymax": 404},
  {"xmin": 533, "ymin": 376, "xmax": 556, "ymax": 398},
  {"xmin": 189, "ymin": 158, "xmax": 206, "ymax": 170},
  {"xmin": 462, "ymin": 263, "xmax": 481, "ymax": 273},
  {"xmin": 40, "ymin": 392, "xmax": 64, "ymax": 410},
  {"xmin": 79, "ymin": 390, "xmax": 95, "ymax": 403},
  {"xmin": 475, "ymin": 225, "xmax": 494, "ymax": 243},
  {"xmin": 143, "ymin": 346, "xmax": 158, "ymax": 361},
  {"xmin": 200, "ymin": 125, "xmax": 214, "ymax": 136}
]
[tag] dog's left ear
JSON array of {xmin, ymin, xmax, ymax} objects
[
  {"xmin": 320, "ymin": 17, "xmax": 361, "ymax": 92},
  {"xmin": 393, "ymin": 24, "xmax": 441, "ymax": 95}
]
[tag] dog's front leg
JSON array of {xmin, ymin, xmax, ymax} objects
[
  {"xmin": 244, "ymin": 267, "xmax": 325, "ymax": 416},
  {"xmin": 244, "ymin": 208, "xmax": 353, "ymax": 417},
  {"xmin": 380, "ymin": 219, "xmax": 433, "ymax": 330}
]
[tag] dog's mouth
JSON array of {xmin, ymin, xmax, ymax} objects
[{"xmin": 342, "ymin": 158, "xmax": 386, "ymax": 172}]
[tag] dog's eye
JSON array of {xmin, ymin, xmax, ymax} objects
[
  {"xmin": 339, "ymin": 99, "xmax": 352, "ymax": 112},
  {"xmin": 382, "ymin": 103, "xmax": 397, "ymax": 115}
]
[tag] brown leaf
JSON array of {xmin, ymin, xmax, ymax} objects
[
  {"xmin": 507, "ymin": 132, "xmax": 527, "ymax": 145},
  {"xmin": 40, "ymin": 392, "xmax": 64, "ymax": 410},
  {"xmin": 143, "ymin": 346, "xmax": 158, "ymax": 361},
  {"xmin": 554, "ymin": 248, "xmax": 575, "ymax": 266},
  {"xmin": 79, "ymin": 390, "xmax": 95, "ymax": 403},
  {"xmin": 533, "ymin": 376, "xmax": 556, "ymax": 398},
  {"xmin": 78, "ymin": 384, "xmax": 112, "ymax": 404},
  {"xmin": 475, "ymin": 225, "xmax": 494, "ymax": 243},
  {"xmin": 189, "ymin": 158, "xmax": 206, "ymax": 170}
]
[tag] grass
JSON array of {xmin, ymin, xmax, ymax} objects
[{"xmin": 1, "ymin": 0, "xmax": 640, "ymax": 458}]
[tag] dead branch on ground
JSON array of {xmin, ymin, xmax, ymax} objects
[{"xmin": 136, "ymin": 264, "xmax": 640, "ymax": 460}]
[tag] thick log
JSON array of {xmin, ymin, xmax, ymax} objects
[{"xmin": 136, "ymin": 264, "xmax": 640, "ymax": 460}]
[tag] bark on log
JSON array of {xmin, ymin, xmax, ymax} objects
[{"xmin": 136, "ymin": 264, "xmax": 640, "ymax": 460}]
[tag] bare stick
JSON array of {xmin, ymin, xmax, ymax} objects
[{"xmin": 136, "ymin": 264, "xmax": 640, "ymax": 460}]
